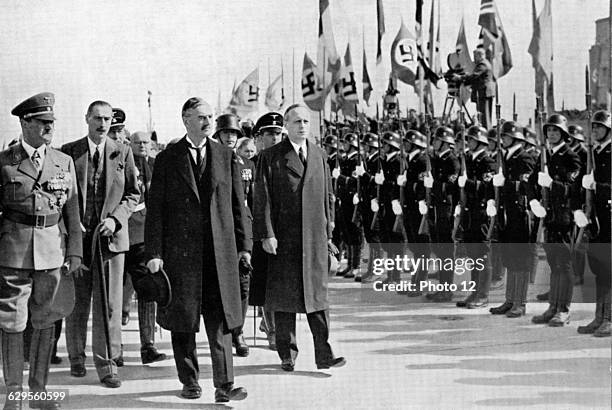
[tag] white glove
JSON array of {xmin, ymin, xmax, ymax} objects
[
  {"xmin": 537, "ymin": 167, "xmax": 553, "ymax": 188},
  {"xmin": 352, "ymin": 193, "xmax": 359, "ymax": 205},
  {"xmin": 391, "ymin": 199, "xmax": 402, "ymax": 215},
  {"xmin": 370, "ymin": 198, "xmax": 379, "ymax": 213},
  {"xmin": 374, "ymin": 171, "xmax": 385, "ymax": 185},
  {"xmin": 492, "ymin": 171, "xmax": 505, "ymax": 187},
  {"xmin": 146, "ymin": 258, "xmax": 164, "ymax": 273},
  {"xmin": 418, "ymin": 200, "xmax": 428, "ymax": 215},
  {"xmin": 355, "ymin": 163, "xmax": 366, "ymax": 177},
  {"xmin": 486, "ymin": 199, "xmax": 497, "ymax": 217},
  {"xmin": 458, "ymin": 173, "xmax": 467, "ymax": 188},
  {"xmin": 423, "ymin": 172, "xmax": 434, "ymax": 189},
  {"xmin": 454, "ymin": 204, "xmax": 462, "ymax": 217},
  {"xmin": 582, "ymin": 172, "xmax": 595, "ymax": 190},
  {"xmin": 332, "ymin": 167, "xmax": 340, "ymax": 179},
  {"xmin": 529, "ymin": 199, "xmax": 547, "ymax": 218},
  {"xmin": 573, "ymin": 209, "xmax": 588, "ymax": 228},
  {"xmin": 397, "ymin": 172, "xmax": 407, "ymax": 187}
]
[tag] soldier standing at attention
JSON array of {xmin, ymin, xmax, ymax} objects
[{"xmin": 1, "ymin": 93, "xmax": 82, "ymax": 410}]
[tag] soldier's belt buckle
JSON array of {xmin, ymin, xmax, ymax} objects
[{"xmin": 35, "ymin": 214, "xmax": 46, "ymax": 229}]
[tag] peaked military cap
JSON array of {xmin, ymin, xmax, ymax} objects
[
  {"xmin": 111, "ymin": 108, "xmax": 126, "ymax": 129},
  {"xmin": 254, "ymin": 112, "xmax": 284, "ymax": 135},
  {"xmin": 11, "ymin": 92, "xmax": 56, "ymax": 121}
]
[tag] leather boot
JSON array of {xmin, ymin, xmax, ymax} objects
[
  {"xmin": 594, "ymin": 300, "xmax": 611, "ymax": 337},
  {"xmin": 2, "ymin": 330, "xmax": 24, "ymax": 410},
  {"xmin": 577, "ymin": 303, "xmax": 603, "ymax": 334},
  {"xmin": 28, "ymin": 327, "xmax": 61, "ymax": 409},
  {"xmin": 532, "ymin": 304, "xmax": 557, "ymax": 324},
  {"xmin": 490, "ymin": 302, "xmax": 513, "ymax": 315},
  {"xmin": 337, "ymin": 247, "xmax": 351, "ymax": 276}
]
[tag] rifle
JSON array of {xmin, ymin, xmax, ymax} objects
[
  {"xmin": 512, "ymin": 93, "xmax": 518, "ymax": 122},
  {"xmin": 486, "ymin": 85, "xmax": 502, "ymax": 242},
  {"xmin": 576, "ymin": 65, "xmax": 597, "ymax": 245},
  {"xmin": 370, "ymin": 105, "xmax": 383, "ymax": 231},
  {"xmin": 392, "ymin": 120, "xmax": 408, "ymax": 241},
  {"xmin": 333, "ymin": 110, "xmax": 340, "ymax": 193},
  {"xmin": 418, "ymin": 113, "xmax": 432, "ymax": 236},
  {"xmin": 452, "ymin": 111, "xmax": 468, "ymax": 244},
  {"xmin": 535, "ymin": 95, "xmax": 549, "ymax": 244},
  {"xmin": 351, "ymin": 106, "xmax": 362, "ymax": 225}
]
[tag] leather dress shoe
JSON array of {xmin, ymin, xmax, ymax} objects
[
  {"xmin": 141, "ymin": 347, "xmax": 167, "ymax": 364},
  {"xmin": 548, "ymin": 311, "xmax": 570, "ymax": 327},
  {"xmin": 181, "ymin": 383, "xmax": 202, "ymax": 399},
  {"xmin": 316, "ymin": 356, "xmax": 346, "ymax": 369},
  {"xmin": 280, "ymin": 359, "xmax": 294, "ymax": 372},
  {"xmin": 101, "ymin": 374, "xmax": 121, "ymax": 388},
  {"xmin": 215, "ymin": 383, "xmax": 247, "ymax": 403},
  {"xmin": 490, "ymin": 302, "xmax": 512, "ymax": 315},
  {"xmin": 456, "ymin": 293, "xmax": 476, "ymax": 307},
  {"xmin": 50, "ymin": 355, "xmax": 62, "ymax": 365},
  {"xmin": 121, "ymin": 312, "xmax": 130, "ymax": 326},
  {"xmin": 532, "ymin": 306, "xmax": 557, "ymax": 324},
  {"xmin": 29, "ymin": 397, "xmax": 61, "ymax": 409},
  {"xmin": 232, "ymin": 334, "xmax": 250, "ymax": 357},
  {"xmin": 343, "ymin": 270, "xmax": 355, "ymax": 279},
  {"xmin": 467, "ymin": 298, "xmax": 489, "ymax": 309},
  {"xmin": 577, "ymin": 318, "xmax": 603, "ymax": 334},
  {"xmin": 70, "ymin": 363, "xmax": 86, "ymax": 377},
  {"xmin": 336, "ymin": 265, "xmax": 350, "ymax": 277},
  {"xmin": 505, "ymin": 304, "xmax": 526, "ymax": 318},
  {"xmin": 594, "ymin": 320, "xmax": 611, "ymax": 337},
  {"xmin": 428, "ymin": 291, "xmax": 453, "ymax": 303},
  {"xmin": 536, "ymin": 291, "xmax": 549, "ymax": 301}
]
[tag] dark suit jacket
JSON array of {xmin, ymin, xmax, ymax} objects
[
  {"xmin": 463, "ymin": 59, "xmax": 496, "ymax": 99},
  {"xmin": 145, "ymin": 137, "xmax": 252, "ymax": 332},
  {"xmin": 61, "ymin": 136, "xmax": 140, "ymax": 253}
]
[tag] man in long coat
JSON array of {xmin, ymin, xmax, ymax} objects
[
  {"xmin": 253, "ymin": 103, "xmax": 345, "ymax": 372},
  {"xmin": 145, "ymin": 98, "xmax": 252, "ymax": 403}
]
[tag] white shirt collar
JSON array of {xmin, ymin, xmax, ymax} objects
[
  {"xmin": 505, "ymin": 144, "xmax": 521, "ymax": 159},
  {"xmin": 185, "ymin": 135, "xmax": 208, "ymax": 150},
  {"xmin": 386, "ymin": 151, "xmax": 398, "ymax": 161},
  {"xmin": 550, "ymin": 141, "xmax": 566, "ymax": 155},
  {"xmin": 437, "ymin": 148, "xmax": 451, "ymax": 158},
  {"xmin": 21, "ymin": 140, "xmax": 46, "ymax": 165},
  {"xmin": 596, "ymin": 138, "xmax": 611, "ymax": 153},
  {"xmin": 408, "ymin": 149, "xmax": 420, "ymax": 161},
  {"xmin": 367, "ymin": 151, "xmax": 378, "ymax": 161},
  {"xmin": 87, "ymin": 136, "xmax": 106, "ymax": 159},
  {"xmin": 289, "ymin": 139, "xmax": 307, "ymax": 159},
  {"xmin": 471, "ymin": 148, "xmax": 486, "ymax": 160}
]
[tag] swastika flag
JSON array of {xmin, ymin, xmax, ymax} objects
[{"xmin": 390, "ymin": 21, "xmax": 418, "ymax": 86}]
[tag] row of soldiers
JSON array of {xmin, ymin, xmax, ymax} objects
[{"xmin": 325, "ymin": 109, "xmax": 611, "ymax": 336}]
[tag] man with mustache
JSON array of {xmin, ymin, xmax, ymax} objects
[{"xmin": 62, "ymin": 101, "xmax": 139, "ymax": 388}]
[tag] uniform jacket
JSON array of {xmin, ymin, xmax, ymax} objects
[
  {"xmin": 589, "ymin": 140, "xmax": 610, "ymax": 243},
  {"xmin": 463, "ymin": 59, "xmax": 496, "ymax": 100},
  {"xmin": 61, "ymin": 137, "xmax": 140, "ymax": 253},
  {"xmin": 236, "ymin": 154, "xmax": 255, "ymax": 216},
  {"xmin": 0, "ymin": 144, "xmax": 82, "ymax": 269},
  {"xmin": 128, "ymin": 156, "xmax": 155, "ymax": 246},
  {"xmin": 253, "ymin": 138, "xmax": 334, "ymax": 313},
  {"xmin": 145, "ymin": 137, "xmax": 252, "ymax": 332}
]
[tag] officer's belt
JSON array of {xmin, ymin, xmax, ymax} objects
[{"xmin": 2, "ymin": 209, "xmax": 61, "ymax": 228}]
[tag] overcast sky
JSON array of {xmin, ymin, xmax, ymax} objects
[{"xmin": 0, "ymin": 0, "xmax": 608, "ymax": 145}]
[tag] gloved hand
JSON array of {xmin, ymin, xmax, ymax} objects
[
  {"xmin": 529, "ymin": 199, "xmax": 547, "ymax": 218},
  {"xmin": 573, "ymin": 209, "xmax": 588, "ymax": 228},
  {"xmin": 454, "ymin": 204, "xmax": 462, "ymax": 217},
  {"xmin": 391, "ymin": 199, "xmax": 402, "ymax": 215},
  {"xmin": 355, "ymin": 163, "xmax": 366, "ymax": 177},
  {"xmin": 537, "ymin": 167, "xmax": 553, "ymax": 188},
  {"xmin": 486, "ymin": 199, "xmax": 497, "ymax": 217},
  {"xmin": 582, "ymin": 172, "xmax": 595, "ymax": 190},
  {"xmin": 374, "ymin": 171, "xmax": 385, "ymax": 185},
  {"xmin": 418, "ymin": 200, "xmax": 428, "ymax": 215},
  {"xmin": 370, "ymin": 198, "xmax": 379, "ymax": 213},
  {"xmin": 332, "ymin": 167, "xmax": 340, "ymax": 179},
  {"xmin": 423, "ymin": 172, "xmax": 434, "ymax": 189},
  {"xmin": 492, "ymin": 171, "xmax": 505, "ymax": 187},
  {"xmin": 397, "ymin": 172, "xmax": 407, "ymax": 187},
  {"xmin": 147, "ymin": 258, "xmax": 164, "ymax": 273},
  {"xmin": 458, "ymin": 173, "xmax": 467, "ymax": 188},
  {"xmin": 352, "ymin": 193, "xmax": 359, "ymax": 205}
]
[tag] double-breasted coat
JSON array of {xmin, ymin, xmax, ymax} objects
[
  {"xmin": 253, "ymin": 138, "xmax": 334, "ymax": 313},
  {"xmin": 145, "ymin": 137, "xmax": 252, "ymax": 332}
]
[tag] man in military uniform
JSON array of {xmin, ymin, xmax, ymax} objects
[
  {"xmin": 423, "ymin": 127, "xmax": 460, "ymax": 302},
  {"xmin": 122, "ymin": 131, "xmax": 167, "ymax": 365},
  {"xmin": 486, "ymin": 126, "xmax": 506, "ymax": 291},
  {"xmin": 577, "ymin": 110, "xmax": 611, "ymax": 337},
  {"xmin": 489, "ymin": 122, "xmax": 535, "ymax": 318},
  {"xmin": 399, "ymin": 130, "xmax": 429, "ymax": 295},
  {"xmin": 213, "ymin": 114, "xmax": 252, "ymax": 357},
  {"xmin": 1, "ymin": 92, "xmax": 82, "ymax": 410},
  {"xmin": 568, "ymin": 124, "xmax": 588, "ymax": 286},
  {"xmin": 360, "ymin": 133, "xmax": 383, "ymax": 283},
  {"xmin": 528, "ymin": 114, "xmax": 581, "ymax": 326},
  {"xmin": 455, "ymin": 126, "xmax": 496, "ymax": 308},
  {"xmin": 107, "ymin": 108, "xmax": 129, "ymax": 144},
  {"xmin": 336, "ymin": 133, "xmax": 364, "ymax": 279},
  {"xmin": 62, "ymin": 100, "xmax": 139, "ymax": 388}
]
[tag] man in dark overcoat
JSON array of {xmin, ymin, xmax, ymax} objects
[
  {"xmin": 253, "ymin": 103, "xmax": 345, "ymax": 372},
  {"xmin": 145, "ymin": 97, "xmax": 252, "ymax": 403}
]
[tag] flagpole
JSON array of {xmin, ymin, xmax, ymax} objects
[
  {"xmin": 281, "ymin": 55, "xmax": 285, "ymax": 110},
  {"xmin": 147, "ymin": 90, "xmax": 153, "ymax": 133}
]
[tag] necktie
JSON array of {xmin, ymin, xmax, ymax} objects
[
  {"xmin": 92, "ymin": 148, "xmax": 100, "ymax": 170},
  {"xmin": 31, "ymin": 150, "xmax": 41, "ymax": 170},
  {"xmin": 298, "ymin": 147, "xmax": 306, "ymax": 165},
  {"xmin": 196, "ymin": 147, "xmax": 203, "ymax": 169}
]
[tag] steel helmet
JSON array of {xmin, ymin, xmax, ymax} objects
[
  {"xmin": 381, "ymin": 131, "xmax": 401, "ymax": 150},
  {"xmin": 592, "ymin": 110, "xmax": 611, "ymax": 129},
  {"xmin": 434, "ymin": 126, "xmax": 455, "ymax": 146},
  {"xmin": 466, "ymin": 125, "xmax": 489, "ymax": 145},
  {"xmin": 500, "ymin": 121, "xmax": 525, "ymax": 141},
  {"xmin": 543, "ymin": 114, "xmax": 570, "ymax": 139}
]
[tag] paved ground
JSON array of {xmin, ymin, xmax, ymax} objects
[{"xmin": 4, "ymin": 259, "xmax": 611, "ymax": 410}]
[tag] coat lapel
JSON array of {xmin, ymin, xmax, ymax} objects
[
  {"xmin": 283, "ymin": 139, "xmax": 304, "ymax": 178},
  {"xmin": 73, "ymin": 137, "xmax": 89, "ymax": 216},
  {"xmin": 175, "ymin": 137, "xmax": 200, "ymax": 202},
  {"xmin": 206, "ymin": 139, "xmax": 220, "ymax": 200},
  {"xmin": 16, "ymin": 145, "xmax": 39, "ymax": 180},
  {"xmin": 104, "ymin": 138, "xmax": 119, "ymax": 202},
  {"xmin": 303, "ymin": 140, "xmax": 320, "ymax": 185}
]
